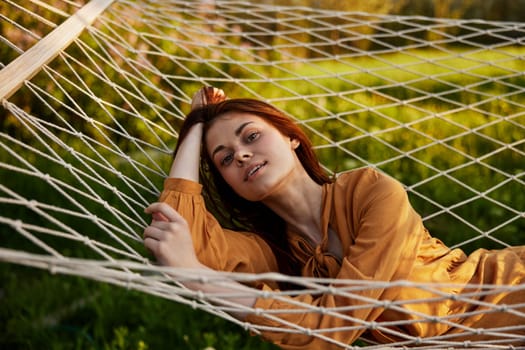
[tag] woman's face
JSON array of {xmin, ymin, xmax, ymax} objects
[{"xmin": 205, "ymin": 112, "xmax": 301, "ymax": 202}]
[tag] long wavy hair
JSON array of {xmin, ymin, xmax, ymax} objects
[{"xmin": 175, "ymin": 91, "xmax": 332, "ymax": 279}]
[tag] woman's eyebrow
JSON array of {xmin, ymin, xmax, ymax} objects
[
  {"xmin": 212, "ymin": 121, "xmax": 254, "ymax": 159},
  {"xmin": 235, "ymin": 121, "xmax": 253, "ymax": 136},
  {"xmin": 211, "ymin": 145, "xmax": 225, "ymax": 159}
]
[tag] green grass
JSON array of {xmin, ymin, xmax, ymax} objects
[
  {"xmin": 1, "ymin": 47, "xmax": 524, "ymax": 349},
  {"xmin": 0, "ymin": 265, "xmax": 278, "ymax": 350}
]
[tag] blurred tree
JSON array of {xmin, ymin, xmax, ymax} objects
[{"xmin": 262, "ymin": 0, "xmax": 525, "ymax": 22}]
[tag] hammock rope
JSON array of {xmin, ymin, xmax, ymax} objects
[{"xmin": 1, "ymin": 0, "xmax": 524, "ymax": 348}]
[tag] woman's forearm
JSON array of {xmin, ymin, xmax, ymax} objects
[
  {"xmin": 169, "ymin": 86, "xmax": 225, "ymax": 181},
  {"xmin": 168, "ymin": 123, "xmax": 203, "ymax": 181}
]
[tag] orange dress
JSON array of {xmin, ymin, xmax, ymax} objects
[{"xmin": 159, "ymin": 168, "xmax": 525, "ymax": 349}]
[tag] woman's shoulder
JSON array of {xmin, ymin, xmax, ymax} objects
[
  {"xmin": 333, "ymin": 167, "xmax": 405, "ymax": 199},
  {"xmin": 335, "ymin": 167, "xmax": 397, "ymax": 186}
]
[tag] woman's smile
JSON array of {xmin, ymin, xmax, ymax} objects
[{"xmin": 244, "ymin": 161, "xmax": 268, "ymax": 181}]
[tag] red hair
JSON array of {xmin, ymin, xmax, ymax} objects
[{"xmin": 176, "ymin": 96, "xmax": 332, "ymax": 279}]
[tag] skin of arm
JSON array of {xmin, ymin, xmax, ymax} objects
[
  {"xmin": 144, "ymin": 87, "xmax": 257, "ymax": 320},
  {"xmin": 168, "ymin": 86, "xmax": 226, "ymax": 181},
  {"xmin": 168, "ymin": 122, "xmax": 202, "ymax": 181}
]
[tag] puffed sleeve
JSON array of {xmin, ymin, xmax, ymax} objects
[
  {"xmin": 245, "ymin": 169, "xmax": 424, "ymax": 349},
  {"xmin": 158, "ymin": 178, "xmax": 280, "ymax": 277}
]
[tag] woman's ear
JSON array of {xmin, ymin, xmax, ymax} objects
[{"xmin": 291, "ymin": 138, "xmax": 300, "ymax": 150}]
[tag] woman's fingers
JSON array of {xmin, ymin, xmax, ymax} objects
[
  {"xmin": 207, "ymin": 86, "xmax": 225, "ymax": 104},
  {"xmin": 143, "ymin": 235, "xmax": 159, "ymax": 253},
  {"xmin": 145, "ymin": 202, "xmax": 184, "ymax": 223},
  {"xmin": 143, "ymin": 204, "xmax": 199, "ymax": 268},
  {"xmin": 152, "ymin": 211, "xmax": 168, "ymax": 222},
  {"xmin": 191, "ymin": 86, "xmax": 226, "ymax": 110},
  {"xmin": 143, "ymin": 223, "xmax": 165, "ymax": 240}
]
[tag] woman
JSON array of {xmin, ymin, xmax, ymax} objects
[{"xmin": 143, "ymin": 87, "xmax": 525, "ymax": 349}]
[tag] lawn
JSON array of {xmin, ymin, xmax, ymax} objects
[{"xmin": 1, "ymin": 44, "xmax": 524, "ymax": 349}]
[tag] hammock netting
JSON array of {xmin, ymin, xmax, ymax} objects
[{"xmin": 1, "ymin": 0, "xmax": 524, "ymax": 348}]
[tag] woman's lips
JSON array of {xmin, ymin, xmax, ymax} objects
[{"xmin": 244, "ymin": 161, "xmax": 267, "ymax": 181}]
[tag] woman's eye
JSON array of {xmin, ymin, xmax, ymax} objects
[
  {"xmin": 221, "ymin": 153, "xmax": 233, "ymax": 166},
  {"xmin": 246, "ymin": 132, "xmax": 259, "ymax": 142}
]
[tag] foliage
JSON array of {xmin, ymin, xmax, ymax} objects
[
  {"xmin": 2, "ymin": 47, "xmax": 524, "ymax": 346},
  {"xmin": 1, "ymin": 2, "xmax": 524, "ymax": 349}
]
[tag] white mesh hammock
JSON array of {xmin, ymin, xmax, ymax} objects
[{"xmin": 1, "ymin": 0, "xmax": 524, "ymax": 348}]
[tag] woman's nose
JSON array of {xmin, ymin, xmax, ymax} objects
[{"xmin": 235, "ymin": 149, "xmax": 252, "ymax": 165}]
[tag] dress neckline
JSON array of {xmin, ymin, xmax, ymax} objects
[{"xmin": 287, "ymin": 181, "xmax": 342, "ymax": 277}]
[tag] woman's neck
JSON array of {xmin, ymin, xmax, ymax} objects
[{"xmin": 262, "ymin": 168, "xmax": 324, "ymax": 246}]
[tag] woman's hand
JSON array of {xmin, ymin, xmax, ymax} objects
[
  {"xmin": 191, "ymin": 86, "xmax": 226, "ymax": 111},
  {"xmin": 143, "ymin": 202, "xmax": 201, "ymax": 269},
  {"xmin": 144, "ymin": 202, "xmax": 257, "ymax": 320}
]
